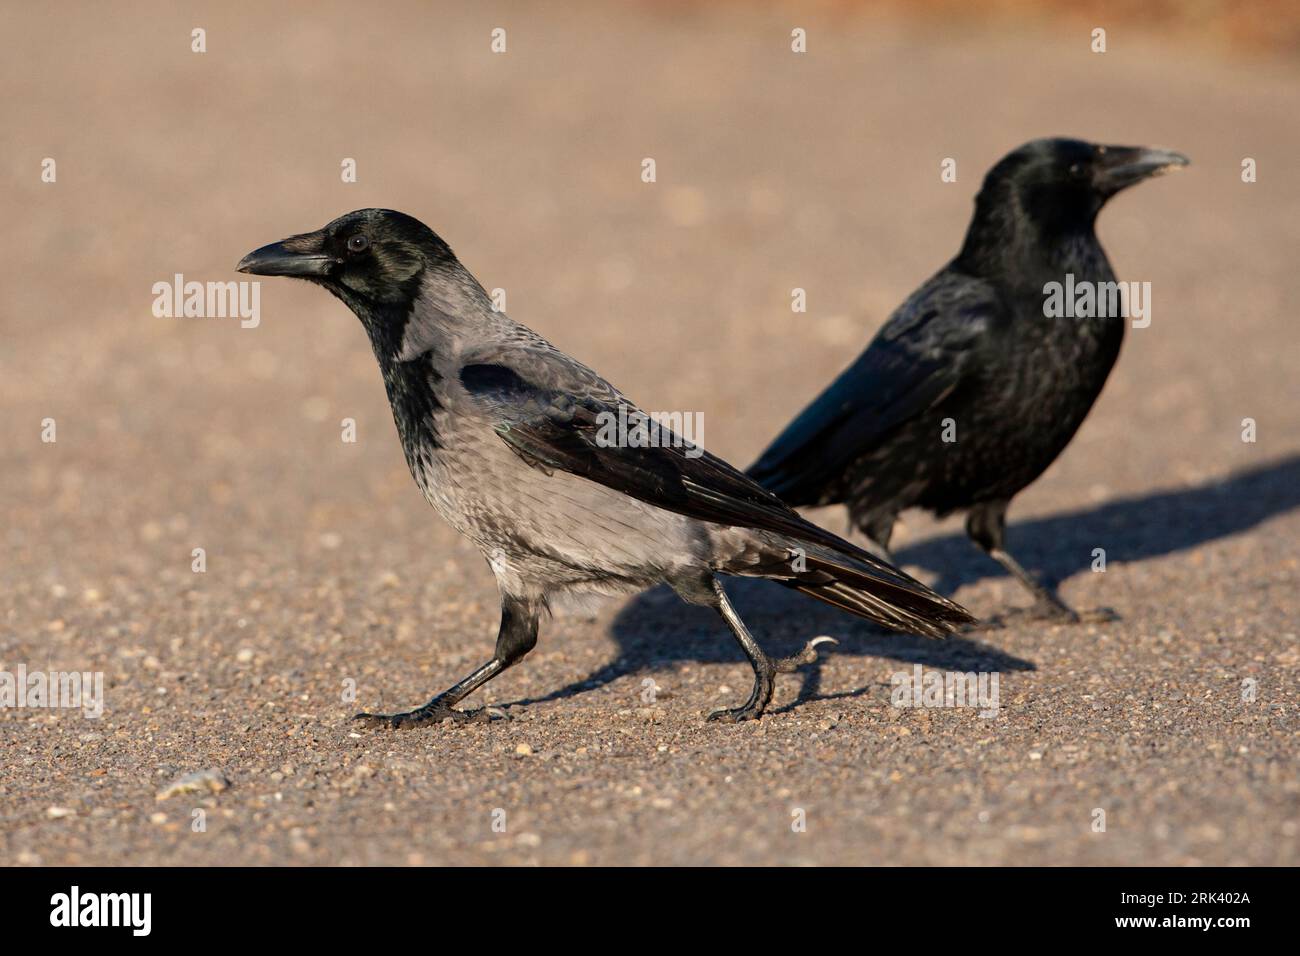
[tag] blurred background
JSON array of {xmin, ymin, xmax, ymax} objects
[{"xmin": 1, "ymin": 2, "xmax": 1296, "ymax": 866}]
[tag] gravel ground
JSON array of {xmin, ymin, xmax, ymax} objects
[{"xmin": 1, "ymin": 1, "xmax": 1296, "ymax": 866}]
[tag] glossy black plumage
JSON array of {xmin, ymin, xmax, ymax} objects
[{"xmin": 749, "ymin": 138, "xmax": 1188, "ymax": 621}]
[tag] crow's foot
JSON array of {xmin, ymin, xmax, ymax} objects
[
  {"xmin": 976, "ymin": 601, "xmax": 1118, "ymax": 630},
  {"xmin": 707, "ymin": 637, "xmax": 836, "ymax": 722},
  {"xmin": 352, "ymin": 699, "xmax": 489, "ymax": 729},
  {"xmin": 771, "ymin": 635, "xmax": 838, "ymax": 673}
]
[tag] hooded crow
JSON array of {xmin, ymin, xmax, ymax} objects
[
  {"xmin": 748, "ymin": 138, "xmax": 1188, "ymax": 622},
  {"xmin": 238, "ymin": 210, "xmax": 975, "ymax": 724}
]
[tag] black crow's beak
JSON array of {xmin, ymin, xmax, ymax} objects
[
  {"xmin": 1096, "ymin": 145, "xmax": 1190, "ymax": 193},
  {"xmin": 236, "ymin": 233, "xmax": 338, "ymax": 277}
]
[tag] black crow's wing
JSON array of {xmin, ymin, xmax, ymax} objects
[
  {"xmin": 746, "ymin": 270, "xmax": 1004, "ymax": 503},
  {"xmin": 458, "ymin": 348, "xmax": 881, "ymax": 556}
]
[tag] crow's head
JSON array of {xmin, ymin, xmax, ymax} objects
[
  {"xmin": 237, "ymin": 208, "xmax": 454, "ymax": 307},
  {"xmin": 976, "ymin": 137, "xmax": 1189, "ymax": 235},
  {"xmin": 238, "ymin": 209, "xmax": 471, "ymax": 358}
]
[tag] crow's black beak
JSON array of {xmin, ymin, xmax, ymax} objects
[
  {"xmin": 236, "ymin": 233, "xmax": 338, "ymax": 277},
  {"xmin": 1096, "ymin": 145, "xmax": 1190, "ymax": 193}
]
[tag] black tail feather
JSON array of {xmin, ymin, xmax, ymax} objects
[{"xmin": 728, "ymin": 532, "xmax": 977, "ymax": 637}]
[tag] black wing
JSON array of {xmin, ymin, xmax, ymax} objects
[{"xmin": 747, "ymin": 269, "xmax": 1003, "ymax": 503}]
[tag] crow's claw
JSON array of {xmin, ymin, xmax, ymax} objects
[
  {"xmin": 706, "ymin": 704, "xmax": 762, "ymax": 723},
  {"xmin": 1076, "ymin": 606, "xmax": 1120, "ymax": 624},
  {"xmin": 351, "ymin": 701, "xmax": 487, "ymax": 729},
  {"xmin": 772, "ymin": 635, "xmax": 838, "ymax": 673},
  {"xmin": 976, "ymin": 603, "xmax": 1118, "ymax": 630},
  {"xmin": 706, "ymin": 636, "xmax": 836, "ymax": 722}
]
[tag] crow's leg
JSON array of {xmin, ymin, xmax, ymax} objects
[
  {"xmin": 966, "ymin": 500, "xmax": 1076, "ymax": 621},
  {"xmin": 353, "ymin": 594, "xmax": 539, "ymax": 729},
  {"xmin": 985, "ymin": 546, "xmax": 1079, "ymax": 622},
  {"xmin": 965, "ymin": 502, "xmax": 1113, "ymax": 624},
  {"xmin": 704, "ymin": 577, "xmax": 836, "ymax": 723}
]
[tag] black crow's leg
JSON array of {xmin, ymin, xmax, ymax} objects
[
  {"xmin": 965, "ymin": 501, "xmax": 1096, "ymax": 623},
  {"xmin": 354, "ymin": 595, "xmax": 539, "ymax": 729},
  {"xmin": 705, "ymin": 578, "xmax": 835, "ymax": 723},
  {"xmin": 985, "ymin": 547, "xmax": 1079, "ymax": 622}
]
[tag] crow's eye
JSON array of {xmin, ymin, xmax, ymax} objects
[
  {"xmin": 1068, "ymin": 162, "xmax": 1085, "ymax": 178},
  {"xmin": 347, "ymin": 234, "xmax": 369, "ymax": 253}
]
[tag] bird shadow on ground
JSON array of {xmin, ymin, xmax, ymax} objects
[
  {"xmin": 509, "ymin": 579, "xmax": 1031, "ymax": 714},
  {"xmin": 507, "ymin": 454, "xmax": 1300, "ymax": 714},
  {"xmin": 903, "ymin": 453, "xmax": 1300, "ymax": 595}
]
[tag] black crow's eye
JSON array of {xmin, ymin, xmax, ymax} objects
[
  {"xmin": 347, "ymin": 235, "xmax": 370, "ymax": 253},
  {"xmin": 1068, "ymin": 162, "xmax": 1085, "ymax": 178}
]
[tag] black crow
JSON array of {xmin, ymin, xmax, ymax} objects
[
  {"xmin": 237, "ymin": 210, "xmax": 975, "ymax": 724},
  {"xmin": 748, "ymin": 138, "xmax": 1188, "ymax": 622}
]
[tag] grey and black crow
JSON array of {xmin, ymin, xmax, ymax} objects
[
  {"xmin": 748, "ymin": 138, "xmax": 1188, "ymax": 622},
  {"xmin": 237, "ymin": 210, "xmax": 974, "ymax": 724}
]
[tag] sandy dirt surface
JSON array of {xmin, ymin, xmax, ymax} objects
[{"xmin": 1, "ymin": 2, "xmax": 1297, "ymax": 866}]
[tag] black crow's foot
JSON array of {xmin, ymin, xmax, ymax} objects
[
  {"xmin": 352, "ymin": 699, "xmax": 489, "ymax": 729},
  {"xmin": 1028, "ymin": 599, "xmax": 1082, "ymax": 625},
  {"xmin": 707, "ymin": 668, "xmax": 775, "ymax": 723},
  {"xmin": 974, "ymin": 608, "xmax": 1065, "ymax": 630},
  {"xmin": 982, "ymin": 599, "xmax": 1117, "ymax": 629},
  {"xmin": 1027, "ymin": 597, "xmax": 1119, "ymax": 625},
  {"xmin": 706, "ymin": 702, "xmax": 763, "ymax": 723},
  {"xmin": 705, "ymin": 639, "xmax": 835, "ymax": 723},
  {"xmin": 1076, "ymin": 606, "xmax": 1121, "ymax": 624},
  {"xmin": 965, "ymin": 604, "xmax": 1070, "ymax": 630},
  {"xmin": 771, "ymin": 636, "xmax": 838, "ymax": 674}
]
